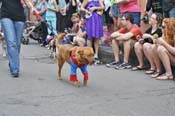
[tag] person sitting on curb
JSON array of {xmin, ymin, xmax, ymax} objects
[
  {"xmin": 132, "ymin": 13, "xmax": 162, "ymax": 73},
  {"xmin": 62, "ymin": 13, "xmax": 80, "ymax": 44},
  {"xmin": 153, "ymin": 18, "xmax": 175, "ymax": 80},
  {"xmin": 106, "ymin": 12, "xmax": 142, "ymax": 70},
  {"xmin": 72, "ymin": 17, "xmax": 87, "ymax": 47}
]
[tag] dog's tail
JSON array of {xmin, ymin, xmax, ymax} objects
[{"xmin": 56, "ymin": 32, "xmax": 67, "ymax": 48}]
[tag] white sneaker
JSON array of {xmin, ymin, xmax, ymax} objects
[
  {"xmin": 94, "ymin": 54, "xmax": 98, "ymax": 59},
  {"xmin": 2, "ymin": 52, "xmax": 6, "ymax": 57}
]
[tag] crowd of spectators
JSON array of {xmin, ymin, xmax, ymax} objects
[
  {"xmin": 105, "ymin": 0, "xmax": 175, "ymax": 80},
  {"xmin": 1, "ymin": 0, "xmax": 175, "ymax": 79},
  {"xmin": 18, "ymin": 0, "xmax": 175, "ymax": 79}
]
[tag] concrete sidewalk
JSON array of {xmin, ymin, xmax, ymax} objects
[{"xmin": 0, "ymin": 42, "xmax": 175, "ymax": 116}]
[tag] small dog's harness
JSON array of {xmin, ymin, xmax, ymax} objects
[{"xmin": 69, "ymin": 50, "xmax": 88, "ymax": 81}]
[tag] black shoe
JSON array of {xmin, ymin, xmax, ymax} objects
[
  {"xmin": 115, "ymin": 62, "xmax": 131, "ymax": 70},
  {"xmin": 106, "ymin": 61, "xmax": 120, "ymax": 68},
  {"xmin": 8, "ymin": 63, "xmax": 12, "ymax": 73},
  {"xmin": 11, "ymin": 73, "xmax": 19, "ymax": 78}
]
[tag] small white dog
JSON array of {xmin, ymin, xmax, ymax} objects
[
  {"xmin": 0, "ymin": 32, "xmax": 7, "ymax": 57},
  {"xmin": 46, "ymin": 34, "xmax": 56, "ymax": 59}
]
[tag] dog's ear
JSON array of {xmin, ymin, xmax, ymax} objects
[{"xmin": 77, "ymin": 49, "xmax": 84, "ymax": 55}]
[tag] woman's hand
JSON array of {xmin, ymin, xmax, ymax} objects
[
  {"xmin": 136, "ymin": 35, "xmax": 142, "ymax": 41},
  {"xmin": 139, "ymin": 38, "xmax": 144, "ymax": 44},
  {"xmin": 155, "ymin": 37, "xmax": 165, "ymax": 45},
  {"xmin": 85, "ymin": 9, "xmax": 92, "ymax": 15},
  {"xmin": 60, "ymin": 10, "xmax": 66, "ymax": 16},
  {"xmin": 89, "ymin": 7, "xmax": 96, "ymax": 13}
]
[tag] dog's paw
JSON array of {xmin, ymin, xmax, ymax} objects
[
  {"xmin": 73, "ymin": 81, "xmax": 80, "ymax": 87},
  {"xmin": 83, "ymin": 80, "xmax": 88, "ymax": 87}
]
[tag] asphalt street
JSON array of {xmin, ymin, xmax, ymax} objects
[{"xmin": 0, "ymin": 41, "xmax": 175, "ymax": 116}]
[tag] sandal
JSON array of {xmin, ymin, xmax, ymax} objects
[
  {"xmin": 156, "ymin": 74, "xmax": 174, "ymax": 80},
  {"xmin": 131, "ymin": 66, "xmax": 144, "ymax": 71},
  {"xmin": 145, "ymin": 69, "xmax": 155, "ymax": 74},
  {"xmin": 151, "ymin": 71, "xmax": 161, "ymax": 78}
]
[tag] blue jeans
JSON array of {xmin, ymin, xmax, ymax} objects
[
  {"xmin": 130, "ymin": 12, "xmax": 141, "ymax": 26},
  {"xmin": 123, "ymin": 12, "xmax": 141, "ymax": 26},
  {"xmin": 1, "ymin": 18, "xmax": 24, "ymax": 74},
  {"xmin": 169, "ymin": 8, "xmax": 175, "ymax": 17}
]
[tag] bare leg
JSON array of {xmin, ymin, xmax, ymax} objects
[
  {"xmin": 87, "ymin": 39, "xmax": 92, "ymax": 48},
  {"xmin": 134, "ymin": 42, "xmax": 144, "ymax": 67},
  {"xmin": 143, "ymin": 43, "xmax": 156, "ymax": 70},
  {"xmin": 152, "ymin": 44, "xmax": 162, "ymax": 73},
  {"xmin": 156, "ymin": 46, "xmax": 174, "ymax": 80},
  {"xmin": 123, "ymin": 40, "xmax": 131, "ymax": 63},
  {"xmin": 112, "ymin": 39, "xmax": 120, "ymax": 62},
  {"xmin": 112, "ymin": 17, "xmax": 118, "ymax": 31},
  {"xmin": 157, "ymin": 46, "xmax": 173, "ymax": 76},
  {"xmin": 73, "ymin": 36, "xmax": 85, "ymax": 47},
  {"xmin": 77, "ymin": 38, "xmax": 85, "ymax": 47},
  {"xmin": 94, "ymin": 39, "xmax": 99, "ymax": 58}
]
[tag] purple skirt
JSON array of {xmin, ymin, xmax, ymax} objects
[{"xmin": 86, "ymin": 1, "xmax": 103, "ymax": 39}]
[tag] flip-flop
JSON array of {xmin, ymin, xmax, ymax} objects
[
  {"xmin": 151, "ymin": 71, "xmax": 161, "ymax": 78},
  {"xmin": 145, "ymin": 69, "xmax": 155, "ymax": 74},
  {"xmin": 156, "ymin": 75, "xmax": 174, "ymax": 80},
  {"xmin": 131, "ymin": 66, "xmax": 144, "ymax": 71}
]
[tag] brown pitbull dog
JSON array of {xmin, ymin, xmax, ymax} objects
[{"xmin": 56, "ymin": 33, "xmax": 94, "ymax": 87}]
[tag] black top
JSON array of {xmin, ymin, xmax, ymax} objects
[
  {"xmin": 144, "ymin": 27, "xmax": 162, "ymax": 44},
  {"xmin": 66, "ymin": 0, "xmax": 77, "ymax": 15},
  {"xmin": 146, "ymin": 0, "xmax": 163, "ymax": 14},
  {"xmin": 0, "ymin": 0, "xmax": 25, "ymax": 21},
  {"xmin": 145, "ymin": 27, "xmax": 162, "ymax": 37}
]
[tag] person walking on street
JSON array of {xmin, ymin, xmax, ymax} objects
[{"xmin": 0, "ymin": 0, "xmax": 35, "ymax": 77}]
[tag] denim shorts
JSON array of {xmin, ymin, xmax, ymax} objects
[
  {"xmin": 111, "ymin": 4, "xmax": 120, "ymax": 17},
  {"xmin": 169, "ymin": 7, "xmax": 175, "ymax": 17}
]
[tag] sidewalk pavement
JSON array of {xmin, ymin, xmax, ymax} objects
[{"xmin": 0, "ymin": 41, "xmax": 175, "ymax": 116}]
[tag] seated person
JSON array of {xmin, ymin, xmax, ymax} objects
[
  {"xmin": 154, "ymin": 18, "xmax": 175, "ymax": 80},
  {"xmin": 106, "ymin": 12, "xmax": 142, "ymax": 69},
  {"xmin": 72, "ymin": 17, "xmax": 87, "ymax": 46},
  {"xmin": 63, "ymin": 13, "xmax": 80, "ymax": 44},
  {"xmin": 132, "ymin": 13, "xmax": 162, "ymax": 73}
]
